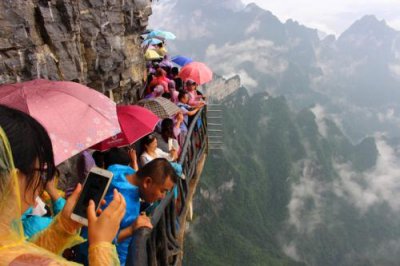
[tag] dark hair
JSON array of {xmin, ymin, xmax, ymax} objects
[
  {"xmin": 92, "ymin": 151, "xmax": 105, "ymax": 168},
  {"xmin": 161, "ymin": 118, "xmax": 174, "ymax": 142},
  {"xmin": 136, "ymin": 158, "xmax": 177, "ymax": 184},
  {"xmin": 171, "ymin": 67, "xmax": 179, "ymax": 76},
  {"xmin": 162, "ymin": 92, "xmax": 171, "ymax": 100},
  {"xmin": 141, "ymin": 133, "xmax": 156, "ymax": 151},
  {"xmin": 0, "ymin": 105, "xmax": 56, "ymax": 198},
  {"xmin": 155, "ymin": 68, "xmax": 164, "ymax": 77},
  {"xmin": 103, "ymin": 148, "xmax": 131, "ymax": 169},
  {"xmin": 178, "ymin": 90, "xmax": 188, "ymax": 101}
]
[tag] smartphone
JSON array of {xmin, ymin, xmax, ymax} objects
[{"xmin": 71, "ymin": 167, "xmax": 113, "ymax": 226}]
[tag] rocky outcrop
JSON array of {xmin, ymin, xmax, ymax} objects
[
  {"xmin": 202, "ymin": 74, "xmax": 241, "ymax": 102},
  {"xmin": 0, "ymin": 0, "xmax": 152, "ymax": 103}
]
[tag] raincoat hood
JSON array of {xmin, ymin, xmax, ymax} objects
[
  {"xmin": 0, "ymin": 127, "xmax": 82, "ymax": 265},
  {"xmin": 0, "ymin": 127, "xmax": 24, "ymax": 248}
]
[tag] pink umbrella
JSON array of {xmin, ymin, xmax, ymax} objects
[
  {"xmin": 0, "ymin": 79, "xmax": 121, "ymax": 165},
  {"xmin": 92, "ymin": 105, "xmax": 160, "ymax": 151},
  {"xmin": 179, "ymin": 61, "xmax": 213, "ymax": 85}
]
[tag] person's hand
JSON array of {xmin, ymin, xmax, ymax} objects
[
  {"xmin": 128, "ymin": 148, "xmax": 137, "ymax": 162},
  {"xmin": 170, "ymin": 149, "xmax": 178, "ymax": 161},
  {"xmin": 87, "ymin": 189, "xmax": 126, "ymax": 245},
  {"xmin": 128, "ymin": 148, "xmax": 139, "ymax": 171},
  {"xmin": 45, "ymin": 178, "xmax": 60, "ymax": 201},
  {"xmin": 60, "ymin": 184, "xmax": 83, "ymax": 233},
  {"xmin": 132, "ymin": 213, "xmax": 153, "ymax": 232},
  {"xmin": 176, "ymin": 112, "xmax": 184, "ymax": 123}
]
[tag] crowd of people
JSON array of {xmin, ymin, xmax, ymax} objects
[{"xmin": 0, "ymin": 32, "xmax": 208, "ymax": 265}]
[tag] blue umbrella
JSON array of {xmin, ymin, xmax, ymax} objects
[
  {"xmin": 146, "ymin": 30, "xmax": 176, "ymax": 40},
  {"xmin": 171, "ymin": 55, "xmax": 193, "ymax": 66},
  {"xmin": 141, "ymin": 38, "xmax": 163, "ymax": 46}
]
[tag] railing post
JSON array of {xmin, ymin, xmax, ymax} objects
[{"xmin": 126, "ymin": 228, "xmax": 152, "ymax": 266}]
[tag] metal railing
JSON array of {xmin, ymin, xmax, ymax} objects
[{"xmin": 126, "ymin": 106, "xmax": 208, "ymax": 266}]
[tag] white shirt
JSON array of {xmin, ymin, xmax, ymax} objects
[{"xmin": 140, "ymin": 148, "xmax": 174, "ymax": 166}]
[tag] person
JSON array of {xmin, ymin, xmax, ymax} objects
[
  {"xmin": 148, "ymin": 68, "xmax": 169, "ymax": 93},
  {"xmin": 0, "ymin": 105, "xmax": 126, "ymax": 265},
  {"xmin": 58, "ymin": 150, "xmax": 95, "ymax": 198},
  {"xmin": 140, "ymin": 134, "xmax": 178, "ymax": 166},
  {"xmin": 171, "ymin": 67, "xmax": 183, "ymax": 91},
  {"xmin": 21, "ymin": 177, "xmax": 66, "ymax": 239},
  {"xmin": 176, "ymin": 91, "xmax": 202, "ymax": 146},
  {"xmin": 155, "ymin": 118, "xmax": 180, "ymax": 154},
  {"xmin": 185, "ymin": 79, "xmax": 206, "ymax": 107},
  {"xmin": 154, "ymin": 42, "xmax": 167, "ymax": 57},
  {"xmin": 100, "ymin": 150, "xmax": 177, "ymax": 265},
  {"xmin": 168, "ymin": 80, "xmax": 179, "ymax": 103},
  {"xmin": 144, "ymin": 85, "xmax": 164, "ymax": 99}
]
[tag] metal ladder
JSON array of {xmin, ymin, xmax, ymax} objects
[{"xmin": 207, "ymin": 103, "xmax": 224, "ymax": 150}]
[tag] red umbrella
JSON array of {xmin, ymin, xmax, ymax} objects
[
  {"xmin": 92, "ymin": 105, "xmax": 160, "ymax": 151},
  {"xmin": 0, "ymin": 79, "xmax": 120, "ymax": 165},
  {"xmin": 179, "ymin": 61, "xmax": 213, "ymax": 85}
]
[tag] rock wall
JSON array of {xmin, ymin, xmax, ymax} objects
[{"xmin": 0, "ymin": 0, "xmax": 152, "ymax": 103}]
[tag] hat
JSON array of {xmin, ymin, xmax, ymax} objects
[{"xmin": 185, "ymin": 79, "xmax": 197, "ymax": 86}]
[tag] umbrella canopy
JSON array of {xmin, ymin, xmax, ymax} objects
[
  {"xmin": 146, "ymin": 30, "xmax": 176, "ymax": 40},
  {"xmin": 137, "ymin": 97, "xmax": 181, "ymax": 119},
  {"xmin": 179, "ymin": 61, "xmax": 213, "ymax": 85},
  {"xmin": 0, "ymin": 79, "xmax": 120, "ymax": 165},
  {"xmin": 171, "ymin": 55, "xmax": 193, "ymax": 67},
  {"xmin": 145, "ymin": 49, "xmax": 163, "ymax": 61},
  {"xmin": 159, "ymin": 57, "xmax": 174, "ymax": 68},
  {"xmin": 92, "ymin": 105, "xmax": 160, "ymax": 151},
  {"xmin": 141, "ymin": 38, "xmax": 163, "ymax": 46}
]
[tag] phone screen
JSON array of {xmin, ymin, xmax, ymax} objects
[{"xmin": 72, "ymin": 172, "xmax": 110, "ymax": 219}]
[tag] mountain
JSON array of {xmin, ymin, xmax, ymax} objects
[
  {"xmin": 183, "ymin": 89, "xmax": 400, "ymax": 266},
  {"xmin": 150, "ymin": 1, "xmax": 400, "ymax": 141},
  {"xmin": 149, "ymin": 1, "xmax": 400, "ymax": 265}
]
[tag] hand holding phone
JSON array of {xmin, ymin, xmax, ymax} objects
[
  {"xmin": 71, "ymin": 167, "xmax": 113, "ymax": 226},
  {"xmin": 87, "ymin": 188, "xmax": 126, "ymax": 245}
]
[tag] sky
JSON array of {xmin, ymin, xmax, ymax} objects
[{"xmin": 241, "ymin": 0, "xmax": 400, "ymax": 36}]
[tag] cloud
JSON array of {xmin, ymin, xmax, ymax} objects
[
  {"xmin": 310, "ymin": 104, "xmax": 328, "ymax": 137},
  {"xmin": 283, "ymin": 136, "xmax": 400, "ymax": 263},
  {"xmin": 245, "ymin": 19, "xmax": 261, "ymax": 35},
  {"xmin": 333, "ymin": 136, "xmax": 400, "ymax": 213},
  {"xmin": 200, "ymin": 179, "xmax": 235, "ymax": 208},
  {"xmin": 205, "ymin": 38, "xmax": 288, "ymax": 89},
  {"xmin": 287, "ymin": 160, "xmax": 326, "ymax": 234},
  {"xmin": 289, "ymin": 134, "xmax": 400, "ymax": 225},
  {"xmin": 282, "ymin": 242, "xmax": 301, "ymax": 261},
  {"xmin": 389, "ymin": 64, "xmax": 400, "ymax": 78},
  {"xmin": 241, "ymin": 0, "xmax": 400, "ymax": 35},
  {"xmin": 149, "ymin": 0, "xmax": 211, "ymax": 41}
]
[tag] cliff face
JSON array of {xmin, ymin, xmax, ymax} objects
[
  {"xmin": 202, "ymin": 74, "xmax": 241, "ymax": 102},
  {"xmin": 0, "ymin": 0, "xmax": 152, "ymax": 103}
]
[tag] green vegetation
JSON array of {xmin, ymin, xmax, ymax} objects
[{"xmin": 182, "ymin": 89, "xmax": 400, "ymax": 266}]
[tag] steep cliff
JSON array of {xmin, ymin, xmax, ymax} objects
[
  {"xmin": 0, "ymin": 0, "xmax": 152, "ymax": 103},
  {"xmin": 202, "ymin": 74, "xmax": 241, "ymax": 102}
]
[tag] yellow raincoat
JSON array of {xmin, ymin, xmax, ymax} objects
[{"xmin": 0, "ymin": 128, "xmax": 120, "ymax": 266}]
